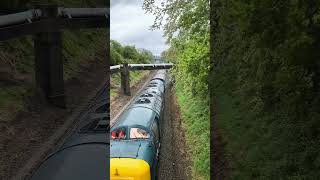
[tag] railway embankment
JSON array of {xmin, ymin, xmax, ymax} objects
[
  {"xmin": 173, "ymin": 81, "xmax": 210, "ymax": 180},
  {"xmin": 110, "ymin": 70, "xmax": 154, "ymax": 121},
  {"xmin": 157, "ymin": 81, "xmax": 193, "ymax": 180},
  {"xmin": 0, "ymin": 30, "xmax": 107, "ymax": 179}
]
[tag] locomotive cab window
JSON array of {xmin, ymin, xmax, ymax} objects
[
  {"xmin": 111, "ymin": 128, "xmax": 126, "ymax": 139},
  {"xmin": 130, "ymin": 128, "xmax": 150, "ymax": 139}
]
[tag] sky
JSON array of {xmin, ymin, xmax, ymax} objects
[{"xmin": 110, "ymin": 0, "xmax": 169, "ymax": 56}]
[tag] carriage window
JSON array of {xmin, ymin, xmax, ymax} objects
[
  {"xmin": 111, "ymin": 128, "xmax": 126, "ymax": 139},
  {"xmin": 130, "ymin": 128, "xmax": 150, "ymax": 139}
]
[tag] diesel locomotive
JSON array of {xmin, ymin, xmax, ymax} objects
[
  {"xmin": 30, "ymin": 86, "xmax": 109, "ymax": 180},
  {"xmin": 110, "ymin": 70, "xmax": 167, "ymax": 180}
]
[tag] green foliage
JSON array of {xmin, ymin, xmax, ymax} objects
[
  {"xmin": 144, "ymin": 0, "xmax": 210, "ymax": 179},
  {"xmin": 111, "ymin": 40, "xmax": 123, "ymax": 55},
  {"xmin": 62, "ymin": 29, "xmax": 106, "ymax": 79},
  {"xmin": 211, "ymin": 0, "xmax": 320, "ymax": 179},
  {"xmin": 143, "ymin": 0, "xmax": 209, "ymax": 43},
  {"xmin": 110, "ymin": 44, "xmax": 151, "ymax": 107},
  {"xmin": 110, "ymin": 48, "xmax": 124, "ymax": 64},
  {"xmin": 138, "ymin": 49, "xmax": 154, "ymax": 64},
  {"xmin": 122, "ymin": 45, "xmax": 139, "ymax": 61},
  {"xmin": 160, "ymin": 46, "xmax": 177, "ymax": 63},
  {"xmin": 144, "ymin": 0, "xmax": 210, "ymax": 107},
  {"xmin": 110, "ymin": 39, "xmax": 153, "ymax": 65},
  {"xmin": 176, "ymin": 81, "xmax": 210, "ymax": 180},
  {"xmin": 173, "ymin": 34, "xmax": 210, "ymax": 97}
]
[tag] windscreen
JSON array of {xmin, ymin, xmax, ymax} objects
[
  {"xmin": 111, "ymin": 128, "xmax": 126, "ymax": 139},
  {"xmin": 130, "ymin": 128, "xmax": 150, "ymax": 139}
]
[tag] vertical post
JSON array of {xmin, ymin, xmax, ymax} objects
[
  {"xmin": 121, "ymin": 63, "xmax": 130, "ymax": 96},
  {"xmin": 34, "ymin": 5, "xmax": 65, "ymax": 108}
]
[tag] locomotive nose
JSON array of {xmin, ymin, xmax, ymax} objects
[{"xmin": 110, "ymin": 158, "xmax": 151, "ymax": 180}]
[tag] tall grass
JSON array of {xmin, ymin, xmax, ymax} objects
[{"xmin": 175, "ymin": 81, "xmax": 210, "ymax": 180}]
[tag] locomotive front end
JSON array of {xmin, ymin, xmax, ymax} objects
[{"xmin": 110, "ymin": 158, "xmax": 151, "ymax": 180}]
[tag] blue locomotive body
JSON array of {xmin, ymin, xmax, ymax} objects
[
  {"xmin": 110, "ymin": 70, "xmax": 166, "ymax": 180},
  {"xmin": 30, "ymin": 86, "xmax": 109, "ymax": 180}
]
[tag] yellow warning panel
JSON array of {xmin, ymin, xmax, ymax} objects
[{"xmin": 110, "ymin": 158, "xmax": 151, "ymax": 180}]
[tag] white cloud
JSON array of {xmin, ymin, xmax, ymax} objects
[{"xmin": 110, "ymin": 0, "xmax": 168, "ymax": 56}]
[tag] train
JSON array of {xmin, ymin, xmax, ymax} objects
[
  {"xmin": 110, "ymin": 70, "xmax": 167, "ymax": 180},
  {"xmin": 30, "ymin": 86, "xmax": 109, "ymax": 180}
]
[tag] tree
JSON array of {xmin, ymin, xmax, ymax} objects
[
  {"xmin": 122, "ymin": 45, "xmax": 139, "ymax": 62},
  {"xmin": 143, "ymin": 0, "xmax": 210, "ymax": 95},
  {"xmin": 143, "ymin": 0, "xmax": 210, "ymax": 179},
  {"xmin": 110, "ymin": 40, "xmax": 123, "ymax": 55},
  {"xmin": 110, "ymin": 40, "xmax": 153, "ymax": 64}
]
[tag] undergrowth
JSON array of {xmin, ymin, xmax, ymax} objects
[{"xmin": 175, "ymin": 81, "xmax": 210, "ymax": 180}]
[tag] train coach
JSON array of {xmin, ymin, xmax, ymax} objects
[
  {"xmin": 30, "ymin": 89, "xmax": 109, "ymax": 180},
  {"xmin": 110, "ymin": 70, "xmax": 167, "ymax": 180}
]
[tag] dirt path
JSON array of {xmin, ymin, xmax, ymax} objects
[{"xmin": 158, "ymin": 83, "xmax": 192, "ymax": 180}]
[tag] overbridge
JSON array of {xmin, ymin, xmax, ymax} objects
[
  {"xmin": 110, "ymin": 63, "xmax": 173, "ymax": 95},
  {"xmin": 0, "ymin": 5, "xmax": 109, "ymax": 108}
]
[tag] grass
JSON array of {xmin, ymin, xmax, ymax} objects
[
  {"xmin": 0, "ymin": 29, "xmax": 106, "ymax": 120},
  {"xmin": 0, "ymin": 86, "xmax": 25, "ymax": 121},
  {"xmin": 110, "ymin": 74, "xmax": 120, "ymax": 100},
  {"xmin": 63, "ymin": 30, "xmax": 106, "ymax": 80},
  {"xmin": 110, "ymin": 71, "xmax": 149, "ymax": 101},
  {"xmin": 130, "ymin": 71, "xmax": 149, "ymax": 86},
  {"xmin": 175, "ymin": 81, "xmax": 210, "ymax": 180}
]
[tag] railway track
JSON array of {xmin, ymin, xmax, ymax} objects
[
  {"xmin": 110, "ymin": 71, "xmax": 157, "ymax": 126},
  {"xmin": 109, "ymin": 71, "xmax": 192, "ymax": 179}
]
